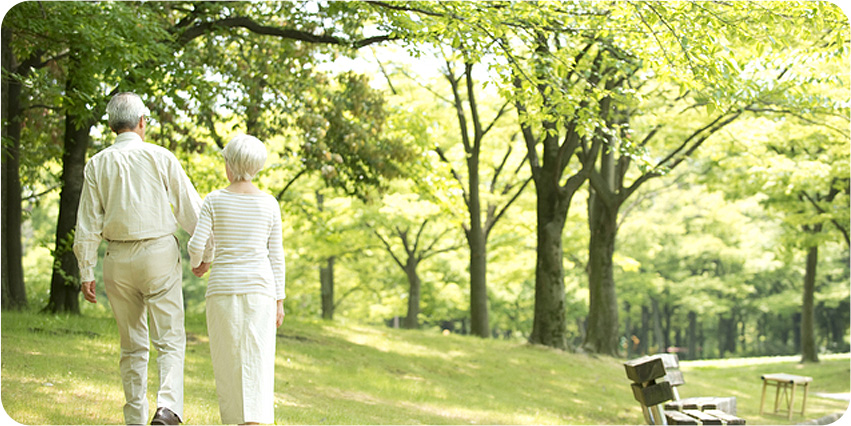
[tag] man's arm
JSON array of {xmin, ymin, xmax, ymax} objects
[{"xmin": 73, "ymin": 163, "xmax": 103, "ymax": 303}]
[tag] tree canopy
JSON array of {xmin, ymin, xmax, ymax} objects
[{"xmin": 2, "ymin": 1, "xmax": 848, "ymax": 361}]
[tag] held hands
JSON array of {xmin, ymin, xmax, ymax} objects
[
  {"xmin": 82, "ymin": 280, "xmax": 97, "ymax": 304},
  {"xmin": 192, "ymin": 262, "xmax": 210, "ymax": 277},
  {"xmin": 276, "ymin": 300, "xmax": 285, "ymax": 328}
]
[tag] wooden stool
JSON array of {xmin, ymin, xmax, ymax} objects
[{"xmin": 759, "ymin": 373, "xmax": 813, "ymax": 420}]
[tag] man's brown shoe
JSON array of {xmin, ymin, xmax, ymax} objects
[{"xmin": 151, "ymin": 407, "xmax": 181, "ymax": 425}]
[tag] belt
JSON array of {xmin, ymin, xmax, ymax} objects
[{"xmin": 105, "ymin": 234, "xmax": 174, "ymax": 243}]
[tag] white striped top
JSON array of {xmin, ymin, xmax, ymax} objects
[{"xmin": 188, "ymin": 189, "xmax": 285, "ymax": 300}]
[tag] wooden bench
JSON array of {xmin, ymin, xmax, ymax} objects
[
  {"xmin": 625, "ymin": 355, "xmax": 745, "ymax": 425},
  {"xmin": 656, "ymin": 353, "xmax": 738, "ymax": 415}
]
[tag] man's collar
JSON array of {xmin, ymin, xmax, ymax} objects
[{"xmin": 114, "ymin": 131, "xmax": 144, "ymax": 144}]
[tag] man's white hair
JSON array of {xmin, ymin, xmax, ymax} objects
[
  {"xmin": 223, "ymin": 134, "xmax": 268, "ymax": 182},
  {"xmin": 106, "ymin": 92, "xmax": 150, "ymax": 131}
]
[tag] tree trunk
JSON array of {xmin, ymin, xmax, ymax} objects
[
  {"xmin": 717, "ymin": 313, "xmax": 737, "ymax": 357},
  {"xmin": 316, "ymin": 192, "xmax": 336, "ymax": 320},
  {"xmin": 44, "ymin": 72, "xmax": 91, "ymax": 314},
  {"xmin": 729, "ymin": 312, "xmax": 738, "ymax": 354},
  {"xmin": 583, "ymin": 92, "xmax": 623, "ymax": 356},
  {"xmin": 792, "ymin": 312, "xmax": 801, "ymax": 353},
  {"xmin": 320, "ymin": 256, "xmax": 335, "ymax": 320},
  {"xmin": 801, "ymin": 244, "xmax": 819, "ymax": 363},
  {"xmin": 44, "ymin": 48, "xmax": 104, "ymax": 314},
  {"xmin": 624, "ymin": 301, "xmax": 633, "ymax": 358},
  {"xmin": 583, "ymin": 185, "xmax": 619, "ymax": 355},
  {"xmin": 528, "ymin": 176, "xmax": 568, "ymax": 349},
  {"xmin": 651, "ymin": 297, "xmax": 664, "ymax": 353},
  {"xmin": 467, "ymin": 141, "xmax": 489, "ymax": 337},
  {"xmin": 468, "ymin": 229, "xmax": 489, "ymax": 337},
  {"xmin": 687, "ymin": 311, "xmax": 697, "ymax": 361},
  {"xmin": 663, "ymin": 300, "xmax": 674, "ymax": 351},
  {"xmin": 403, "ymin": 257, "xmax": 421, "ymax": 329},
  {"xmin": 640, "ymin": 304, "xmax": 650, "ymax": 356},
  {"xmin": 1, "ymin": 27, "xmax": 28, "ymax": 310}
]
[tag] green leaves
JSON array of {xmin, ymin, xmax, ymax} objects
[{"xmin": 296, "ymin": 72, "xmax": 419, "ymax": 199}]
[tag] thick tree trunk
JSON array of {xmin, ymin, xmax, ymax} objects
[
  {"xmin": 582, "ymin": 188, "xmax": 619, "ymax": 355},
  {"xmin": 801, "ymin": 244, "xmax": 819, "ymax": 363},
  {"xmin": 45, "ymin": 50, "xmax": 102, "ymax": 314},
  {"xmin": 403, "ymin": 257, "xmax": 421, "ymax": 329},
  {"xmin": 1, "ymin": 28, "xmax": 28, "ymax": 310},
  {"xmin": 320, "ymin": 256, "xmax": 335, "ymax": 320},
  {"xmin": 528, "ymin": 177, "xmax": 568, "ymax": 349},
  {"xmin": 44, "ymin": 105, "xmax": 90, "ymax": 314}
]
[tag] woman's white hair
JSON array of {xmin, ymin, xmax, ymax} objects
[
  {"xmin": 106, "ymin": 92, "xmax": 149, "ymax": 131},
  {"xmin": 223, "ymin": 134, "xmax": 268, "ymax": 182}
]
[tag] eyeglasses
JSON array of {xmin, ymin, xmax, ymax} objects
[{"xmin": 143, "ymin": 116, "xmax": 152, "ymax": 124}]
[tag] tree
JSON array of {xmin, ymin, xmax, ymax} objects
[
  {"xmin": 498, "ymin": 0, "xmax": 848, "ymax": 353},
  {"xmin": 291, "ymin": 71, "xmax": 419, "ymax": 318},
  {"xmin": 695, "ymin": 6, "xmax": 849, "ymax": 361},
  {"xmin": 339, "ymin": 2, "xmax": 534, "ymax": 336},
  {"xmin": 705, "ymin": 115, "xmax": 849, "ymax": 362},
  {"xmin": 368, "ymin": 191, "xmax": 460, "ymax": 329},
  {"xmin": 1, "ymin": 24, "xmax": 32, "ymax": 309},
  {"xmin": 432, "ymin": 57, "xmax": 530, "ymax": 338}
]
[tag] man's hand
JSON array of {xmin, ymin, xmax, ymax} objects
[
  {"xmin": 276, "ymin": 300, "xmax": 285, "ymax": 328},
  {"xmin": 192, "ymin": 262, "xmax": 210, "ymax": 277},
  {"xmin": 82, "ymin": 280, "xmax": 97, "ymax": 303}
]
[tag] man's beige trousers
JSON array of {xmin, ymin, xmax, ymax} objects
[{"xmin": 103, "ymin": 235, "xmax": 185, "ymax": 425}]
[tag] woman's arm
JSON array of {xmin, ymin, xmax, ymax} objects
[
  {"xmin": 276, "ymin": 299, "xmax": 285, "ymax": 327},
  {"xmin": 188, "ymin": 197, "xmax": 214, "ymax": 269},
  {"xmin": 267, "ymin": 200, "xmax": 286, "ymax": 301}
]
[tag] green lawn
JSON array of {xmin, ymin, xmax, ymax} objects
[{"xmin": 2, "ymin": 309, "xmax": 848, "ymax": 425}]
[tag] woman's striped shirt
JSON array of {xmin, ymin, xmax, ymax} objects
[{"xmin": 188, "ymin": 189, "xmax": 285, "ymax": 300}]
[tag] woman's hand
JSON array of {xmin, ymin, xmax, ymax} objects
[
  {"xmin": 192, "ymin": 262, "xmax": 210, "ymax": 277},
  {"xmin": 276, "ymin": 300, "xmax": 285, "ymax": 327}
]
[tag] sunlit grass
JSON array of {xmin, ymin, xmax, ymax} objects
[
  {"xmin": 2, "ymin": 309, "xmax": 848, "ymax": 425},
  {"xmin": 680, "ymin": 353, "xmax": 850, "ymax": 425}
]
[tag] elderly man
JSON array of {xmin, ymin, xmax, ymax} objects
[{"xmin": 74, "ymin": 92, "xmax": 211, "ymax": 425}]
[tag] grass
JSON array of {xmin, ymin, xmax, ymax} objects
[{"xmin": 1, "ymin": 308, "xmax": 848, "ymax": 425}]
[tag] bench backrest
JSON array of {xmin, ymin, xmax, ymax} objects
[
  {"xmin": 624, "ymin": 355, "xmax": 675, "ymax": 424},
  {"xmin": 656, "ymin": 353, "xmax": 685, "ymax": 399}
]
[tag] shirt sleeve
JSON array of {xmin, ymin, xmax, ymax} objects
[
  {"xmin": 165, "ymin": 153, "xmax": 214, "ymax": 262},
  {"xmin": 188, "ymin": 197, "xmax": 214, "ymax": 269},
  {"xmin": 73, "ymin": 162, "xmax": 103, "ymax": 282},
  {"xmin": 267, "ymin": 200, "xmax": 286, "ymax": 300}
]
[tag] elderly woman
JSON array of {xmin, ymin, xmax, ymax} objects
[{"xmin": 188, "ymin": 134, "xmax": 285, "ymax": 425}]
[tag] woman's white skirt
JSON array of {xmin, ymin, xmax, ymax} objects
[{"xmin": 207, "ymin": 293, "xmax": 276, "ymax": 424}]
